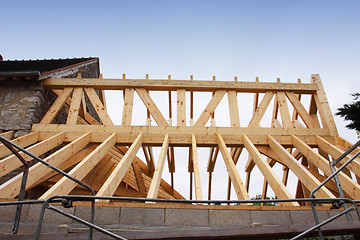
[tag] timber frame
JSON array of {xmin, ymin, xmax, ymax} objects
[{"xmin": 1, "ymin": 73, "xmax": 359, "ymax": 207}]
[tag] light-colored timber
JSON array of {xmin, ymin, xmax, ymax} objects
[{"xmin": 0, "ymin": 74, "xmax": 359, "ymax": 210}]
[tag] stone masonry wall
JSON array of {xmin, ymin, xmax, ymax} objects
[{"xmin": 0, "ymin": 61, "xmax": 100, "ymax": 136}]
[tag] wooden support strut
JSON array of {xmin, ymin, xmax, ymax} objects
[
  {"xmin": 243, "ymin": 134, "xmax": 298, "ymax": 206},
  {"xmin": 96, "ymin": 133, "xmax": 143, "ymax": 197},
  {"xmin": 39, "ymin": 133, "xmax": 117, "ymax": 199},
  {"xmin": 147, "ymin": 134, "xmax": 170, "ymax": 199},
  {"xmin": 217, "ymin": 134, "xmax": 250, "ymax": 201}
]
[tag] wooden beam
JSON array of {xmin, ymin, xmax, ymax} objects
[
  {"xmin": 316, "ymin": 136, "xmax": 360, "ymax": 178},
  {"xmin": 43, "ymin": 78, "xmax": 319, "ymax": 94},
  {"xmin": 67, "ymin": 87, "xmax": 83, "ymax": 124},
  {"xmin": 243, "ymin": 134, "xmax": 298, "ymax": 206},
  {"xmin": 84, "ymin": 87, "xmax": 113, "ymax": 125},
  {"xmin": 292, "ymin": 135, "xmax": 360, "ymax": 199},
  {"xmin": 0, "ymin": 133, "xmax": 91, "ymax": 198},
  {"xmin": 177, "ymin": 89, "xmax": 186, "ymax": 126},
  {"xmin": 217, "ymin": 134, "xmax": 250, "ymax": 200},
  {"xmin": 136, "ymin": 88, "xmax": 169, "ymax": 126},
  {"xmin": 40, "ymin": 133, "xmax": 117, "ymax": 199},
  {"xmin": 96, "ymin": 134, "xmax": 143, "ymax": 197},
  {"xmin": 122, "ymin": 88, "xmax": 134, "ymax": 125},
  {"xmin": 32, "ymin": 144, "xmax": 98, "ymax": 188},
  {"xmin": 147, "ymin": 134, "xmax": 170, "ymax": 198},
  {"xmin": 0, "ymin": 131, "xmax": 14, "ymax": 140},
  {"xmin": 32, "ymin": 124, "xmax": 330, "ymax": 140},
  {"xmin": 286, "ymin": 91, "xmax": 316, "ymax": 128},
  {"xmin": 194, "ymin": 90, "xmax": 226, "ymax": 127},
  {"xmin": 192, "ymin": 134, "xmax": 203, "ymax": 200},
  {"xmin": 132, "ymin": 162, "xmax": 146, "ymax": 197},
  {"xmin": 268, "ymin": 135, "xmax": 335, "ymax": 198},
  {"xmin": 276, "ymin": 92, "xmax": 292, "ymax": 128},
  {"xmin": 228, "ymin": 90, "xmax": 240, "ymax": 127},
  {"xmin": 0, "ymin": 132, "xmax": 39, "ymax": 159},
  {"xmin": 311, "ymin": 74, "xmax": 338, "ymax": 136},
  {"xmin": 0, "ymin": 132, "xmax": 65, "ymax": 178},
  {"xmin": 40, "ymin": 87, "xmax": 73, "ymax": 124},
  {"xmin": 248, "ymin": 92, "xmax": 274, "ymax": 127}
]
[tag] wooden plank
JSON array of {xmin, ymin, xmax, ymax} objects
[
  {"xmin": 40, "ymin": 133, "xmax": 117, "ymax": 199},
  {"xmin": 132, "ymin": 162, "xmax": 146, "ymax": 197},
  {"xmin": 194, "ymin": 90, "xmax": 226, "ymax": 127},
  {"xmin": 248, "ymin": 92, "xmax": 274, "ymax": 127},
  {"xmin": 147, "ymin": 134, "xmax": 170, "ymax": 199},
  {"xmin": 84, "ymin": 87, "xmax": 113, "ymax": 125},
  {"xmin": 228, "ymin": 90, "xmax": 240, "ymax": 127},
  {"xmin": 67, "ymin": 87, "xmax": 83, "ymax": 124},
  {"xmin": 316, "ymin": 136, "xmax": 360, "ymax": 178},
  {"xmin": 292, "ymin": 135, "xmax": 360, "ymax": 199},
  {"xmin": 0, "ymin": 132, "xmax": 39, "ymax": 159},
  {"xmin": 32, "ymin": 124, "xmax": 330, "ymax": 139},
  {"xmin": 40, "ymin": 87, "xmax": 73, "ymax": 124},
  {"xmin": 96, "ymin": 134, "xmax": 143, "ymax": 197},
  {"xmin": 243, "ymin": 134, "xmax": 298, "ymax": 206},
  {"xmin": 311, "ymin": 74, "xmax": 338, "ymax": 136},
  {"xmin": 142, "ymin": 146, "xmax": 155, "ymax": 174},
  {"xmin": 268, "ymin": 135, "xmax": 335, "ymax": 198},
  {"xmin": 136, "ymin": 88, "xmax": 169, "ymax": 126},
  {"xmin": 276, "ymin": 92, "xmax": 292, "ymax": 128},
  {"xmin": 32, "ymin": 144, "xmax": 98, "ymax": 188},
  {"xmin": 0, "ymin": 133, "xmax": 91, "ymax": 198},
  {"xmin": 177, "ymin": 89, "xmax": 186, "ymax": 126},
  {"xmin": 217, "ymin": 134, "xmax": 250, "ymax": 200},
  {"xmin": 286, "ymin": 91, "xmax": 316, "ymax": 128},
  {"xmin": 0, "ymin": 132, "xmax": 65, "ymax": 178},
  {"xmin": 43, "ymin": 78, "xmax": 319, "ymax": 94},
  {"xmin": 122, "ymin": 88, "xmax": 134, "ymax": 125},
  {"xmin": 0, "ymin": 131, "xmax": 14, "ymax": 140},
  {"xmin": 192, "ymin": 134, "xmax": 203, "ymax": 200}
]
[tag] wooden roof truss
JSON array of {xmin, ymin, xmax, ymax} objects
[{"xmin": 1, "ymin": 74, "xmax": 359, "ymax": 206}]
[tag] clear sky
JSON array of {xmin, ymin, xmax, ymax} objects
[{"xmin": 1, "ymin": 0, "xmax": 360, "ymax": 199}]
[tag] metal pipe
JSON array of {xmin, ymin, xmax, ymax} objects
[
  {"xmin": 310, "ymin": 150, "xmax": 360, "ymax": 199},
  {"xmin": 331, "ymin": 139, "xmax": 360, "ymax": 166},
  {"xmin": 0, "ymin": 136, "xmax": 30, "ymax": 234},
  {"xmin": 291, "ymin": 206, "xmax": 356, "ymax": 240}
]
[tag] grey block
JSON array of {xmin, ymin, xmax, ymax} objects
[
  {"xmin": 25, "ymin": 204, "xmax": 74, "ymax": 224},
  {"xmin": 165, "ymin": 209, "xmax": 208, "ymax": 227},
  {"xmin": 209, "ymin": 209, "xmax": 251, "ymax": 227},
  {"xmin": 74, "ymin": 206, "xmax": 121, "ymax": 225},
  {"xmin": 327, "ymin": 209, "xmax": 358, "ymax": 223},
  {"xmin": 120, "ymin": 207, "xmax": 164, "ymax": 226},
  {"xmin": 290, "ymin": 210, "xmax": 329, "ymax": 225},
  {"xmin": 250, "ymin": 210, "xmax": 291, "ymax": 226},
  {"xmin": 0, "ymin": 204, "xmax": 29, "ymax": 222}
]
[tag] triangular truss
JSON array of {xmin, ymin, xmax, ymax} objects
[{"xmin": 0, "ymin": 74, "xmax": 359, "ymax": 206}]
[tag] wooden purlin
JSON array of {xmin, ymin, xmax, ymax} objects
[{"xmin": 1, "ymin": 74, "xmax": 359, "ymax": 206}]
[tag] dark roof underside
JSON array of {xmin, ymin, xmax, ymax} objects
[{"xmin": 0, "ymin": 58, "xmax": 97, "ymax": 74}]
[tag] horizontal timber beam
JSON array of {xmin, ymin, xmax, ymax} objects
[
  {"xmin": 42, "ymin": 78, "xmax": 318, "ymax": 94},
  {"xmin": 32, "ymin": 124, "xmax": 333, "ymax": 147}
]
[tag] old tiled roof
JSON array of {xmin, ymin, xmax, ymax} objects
[{"xmin": 0, "ymin": 57, "xmax": 99, "ymax": 80}]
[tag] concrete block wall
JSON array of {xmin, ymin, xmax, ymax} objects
[{"xmin": 0, "ymin": 204, "xmax": 357, "ymax": 230}]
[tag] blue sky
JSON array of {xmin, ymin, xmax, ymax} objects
[{"xmin": 1, "ymin": 0, "xmax": 360, "ymax": 198}]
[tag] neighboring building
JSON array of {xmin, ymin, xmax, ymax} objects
[{"xmin": 0, "ymin": 57, "xmax": 100, "ymax": 136}]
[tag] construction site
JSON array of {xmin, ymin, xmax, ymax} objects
[{"xmin": 0, "ymin": 57, "xmax": 359, "ymax": 239}]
